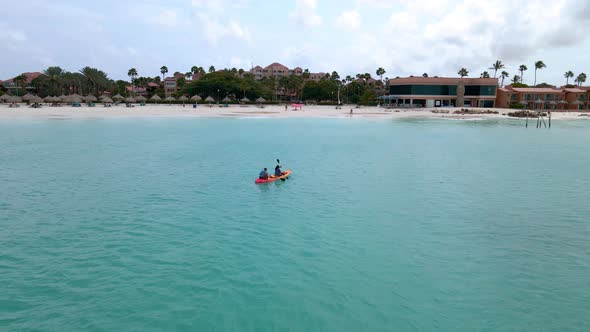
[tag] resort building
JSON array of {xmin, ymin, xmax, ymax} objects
[
  {"xmin": 164, "ymin": 77, "xmax": 177, "ymax": 97},
  {"xmin": 385, "ymin": 77, "xmax": 498, "ymax": 107},
  {"xmin": 0, "ymin": 72, "xmax": 43, "ymax": 93},
  {"xmin": 249, "ymin": 63, "xmax": 321, "ymax": 81},
  {"xmin": 496, "ymin": 86, "xmax": 589, "ymax": 110}
]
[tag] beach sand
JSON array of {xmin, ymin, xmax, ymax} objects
[{"xmin": 0, "ymin": 104, "xmax": 587, "ymax": 120}]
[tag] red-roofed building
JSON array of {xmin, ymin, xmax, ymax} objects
[
  {"xmin": 1, "ymin": 72, "xmax": 43, "ymax": 92},
  {"xmin": 250, "ymin": 63, "xmax": 310, "ymax": 80},
  {"xmin": 496, "ymin": 85, "xmax": 588, "ymax": 110}
]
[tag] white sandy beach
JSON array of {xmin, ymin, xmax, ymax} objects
[{"xmin": 0, "ymin": 104, "xmax": 588, "ymax": 120}]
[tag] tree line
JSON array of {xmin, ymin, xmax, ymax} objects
[{"xmin": 457, "ymin": 60, "xmax": 587, "ymax": 88}]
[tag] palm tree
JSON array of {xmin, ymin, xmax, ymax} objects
[
  {"xmin": 480, "ymin": 71, "xmax": 490, "ymax": 78},
  {"xmin": 13, "ymin": 74, "xmax": 27, "ymax": 96},
  {"xmin": 128, "ymin": 68, "xmax": 138, "ymax": 96},
  {"xmin": 564, "ymin": 71, "xmax": 574, "ymax": 85},
  {"xmin": 511, "ymin": 75, "xmax": 521, "ymax": 84},
  {"xmin": 128, "ymin": 68, "xmax": 138, "ymax": 82},
  {"xmin": 519, "ymin": 65, "xmax": 527, "ymax": 84},
  {"xmin": 302, "ymin": 69, "xmax": 310, "ymax": 80},
  {"xmin": 376, "ymin": 67, "xmax": 386, "ymax": 82},
  {"xmin": 575, "ymin": 73, "xmax": 587, "ymax": 86},
  {"xmin": 458, "ymin": 68, "xmax": 469, "ymax": 78},
  {"xmin": 208, "ymin": 66, "xmax": 215, "ymax": 73},
  {"xmin": 191, "ymin": 66, "xmax": 199, "ymax": 74},
  {"xmin": 43, "ymin": 66, "xmax": 65, "ymax": 94},
  {"xmin": 500, "ymin": 71, "xmax": 509, "ymax": 87},
  {"xmin": 160, "ymin": 66, "xmax": 168, "ymax": 81},
  {"xmin": 533, "ymin": 60, "xmax": 546, "ymax": 86},
  {"xmin": 422, "ymin": 73, "xmax": 428, "ymax": 77},
  {"xmin": 185, "ymin": 72, "xmax": 193, "ymax": 80},
  {"xmin": 489, "ymin": 60, "xmax": 504, "ymax": 78}
]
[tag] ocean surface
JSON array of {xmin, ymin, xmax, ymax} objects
[{"xmin": 1, "ymin": 117, "xmax": 590, "ymax": 331}]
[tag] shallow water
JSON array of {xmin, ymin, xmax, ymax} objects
[{"xmin": 1, "ymin": 118, "xmax": 590, "ymax": 331}]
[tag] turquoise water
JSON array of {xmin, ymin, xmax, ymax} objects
[{"xmin": 1, "ymin": 117, "xmax": 590, "ymax": 331}]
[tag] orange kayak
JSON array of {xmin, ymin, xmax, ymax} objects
[{"xmin": 255, "ymin": 170, "xmax": 292, "ymax": 184}]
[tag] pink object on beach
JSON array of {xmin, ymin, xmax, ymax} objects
[{"xmin": 291, "ymin": 104, "xmax": 303, "ymax": 110}]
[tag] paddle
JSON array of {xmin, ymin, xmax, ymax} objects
[{"xmin": 277, "ymin": 159, "xmax": 287, "ymax": 181}]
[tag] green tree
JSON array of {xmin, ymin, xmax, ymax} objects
[
  {"xmin": 376, "ymin": 67, "xmax": 386, "ymax": 82},
  {"xmin": 160, "ymin": 66, "xmax": 168, "ymax": 81},
  {"xmin": 422, "ymin": 73, "xmax": 428, "ymax": 77},
  {"xmin": 480, "ymin": 71, "xmax": 490, "ymax": 78},
  {"xmin": 489, "ymin": 60, "xmax": 504, "ymax": 78},
  {"xmin": 458, "ymin": 68, "xmax": 469, "ymax": 78},
  {"xmin": 500, "ymin": 71, "xmax": 509, "ymax": 87},
  {"xmin": 185, "ymin": 72, "xmax": 193, "ymax": 80},
  {"xmin": 302, "ymin": 69, "xmax": 310, "ymax": 80},
  {"xmin": 43, "ymin": 66, "xmax": 65, "ymax": 94},
  {"xmin": 564, "ymin": 71, "xmax": 574, "ymax": 85},
  {"xmin": 533, "ymin": 60, "xmax": 546, "ymax": 86},
  {"xmin": 511, "ymin": 75, "xmax": 521, "ymax": 84},
  {"xmin": 191, "ymin": 66, "xmax": 199, "ymax": 74},
  {"xmin": 575, "ymin": 73, "xmax": 587, "ymax": 86},
  {"xmin": 519, "ymin": 65, "xmax": 527, "ymax": 84},
  {"xmin": 209, "ymin": 66, "xmax": 216, "ymax": 73},
  {"xmin": 128, "ymin": 68, "xmax": 138, "ymax": 83},
  {"xmin": 80, "ymin": 67, "xmax": 110, "ymax": 95},
  {"xmin": 14, "ymin": 74, "xmax": 28, "ymax": 96}
]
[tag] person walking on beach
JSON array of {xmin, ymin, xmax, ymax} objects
[{"xmin": 285, "ymin": 104, "xmax": 288, "ymax": 111}]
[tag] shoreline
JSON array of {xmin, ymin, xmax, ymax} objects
[{"xmin": 0, "ymin": 104, "xmax": 588, "ymax": 121}]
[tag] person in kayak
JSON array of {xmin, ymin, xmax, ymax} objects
[
  {"xmin": 259, "ymin": 168, "xmax": 269, "ymax": 180},
  {"xmin": 274, "ymin": 164, "xmax": 284, "ymax": 177}
]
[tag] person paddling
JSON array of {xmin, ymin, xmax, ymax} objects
[
  {"xmin": 259, "ymin": 168, "xmax": 269, "ymax": 180},
  {"xmin": 274, "ymin": 164, "xmax": 284, "ymax": 177}
]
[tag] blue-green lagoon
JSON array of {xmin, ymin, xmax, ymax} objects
[{"xmin": 1, "ymin": 117, "xmax": 590, "ymax": 331}]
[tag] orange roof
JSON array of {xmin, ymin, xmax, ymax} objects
[
  {"xmin": 512, "ymin": 88, "xmax": 561, "ymax": 93},
  {"xmin": 2, "ymin": 72, "xmax": 43, "ymax": 84},
  {"xmin": 265, "ymin": 62, "xmax": 288, "ymax": 70},
  {"xmin": 564, "ymin": 88, "xmax": 585, "ymax": 93}
]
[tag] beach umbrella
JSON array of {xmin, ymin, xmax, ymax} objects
[
  {"xmin": 102, "ymin": 97, "xmax": 113, "ymax": 103},
  {"xmin": 84, "ymin": 95, "xmax": 98, "ymax": 102},
  {"xmin": 69, "ymin": 96, "xmax": 82, "ymax": 104},
  {"xmin": 205, "ymin": 96, "xmax": 215, "ymax": 102},
  {"xmin": 222, "ymin": 96, "xmax": 231, "ymax": 102},
  {"xmin": 135, "ymin": 96, "xmax": 146, "ymax": 102},
  {"xmin": 113, "ymin": 94, "xmax": 125, "ymax": 101},
  {"xmin": 59, "ymin": 94, "xmax": 67, "ymax": 101},
  {"xmin": 99, "ymin": 94, "xmax": 110, "ymax": 100},
  {"xmin": 150, "ymin": 94, "xmax": 162, "ymax": 101},
  {"xmin": 178, "ymin": 96, "xmax": 189, "ymax": 103},
  {"xmin": 44, "ymin": 96, "xmax": 53, "ymax": 103},
  {"xmin": 22, "ymin": 93, "xmax": 35, "ymax": 102},
  {"xmin": 240, "ymin": 97, "xmax": 250, "ymax": 102},
  {"xmin": 70, "ymin": 93, "xmax": 83, "ymax": 100},
  {"xmin": 256, "ymin": 97, "xmax": 266, "ymax": 103},
  {"xmin": 191, "ymin": 95, "xmax": 202, "ymax": 101},
  {"xmin": 125, "ymin": 97, "xmax": 136, "ymax": 103},
  {"xmin": 7, "ymin": 96, "xmax": 23, "ymax": 103},
  {"xmin": 30, "ymin": 96, "xmax": 44, "ymax": 104},
  {"xmin": 165, "ymin": 96, "xmax": 176, "ymax": 103},
  {"xmin": 52, "ymin": 96, "xmax": 63, "ymax": 103},
  {"xmin": 0, "ymin": 94, "xmax": 10, "ymax": 102}
]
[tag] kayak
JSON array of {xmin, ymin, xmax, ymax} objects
[{"xmin": 255, "ymin": 170, "xmax": 292, "ymax": 184}]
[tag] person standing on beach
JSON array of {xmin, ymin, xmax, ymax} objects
[{"xmin": 285, "ymin": 104, "xmax": 288, "ymax": 111}]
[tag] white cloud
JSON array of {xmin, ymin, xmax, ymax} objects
[
  {"xmin": 335, "ymin": 10, "xmax": 361, "ymax": 30},
  {"xmin": 289, "ymin": 0, "xmax": 322, "ymax": 28},
  {"xmin": 147, "ymin": 9, "xmax": 180, "ymax": 28},
  {"xmin": 190, "ymin": 1, "xmax": 252, "ymax": 46}
]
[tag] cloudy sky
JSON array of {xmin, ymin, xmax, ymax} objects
[{"xmin": 1, "ymin": 0, "xmax": 590, "ymax": 85}]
